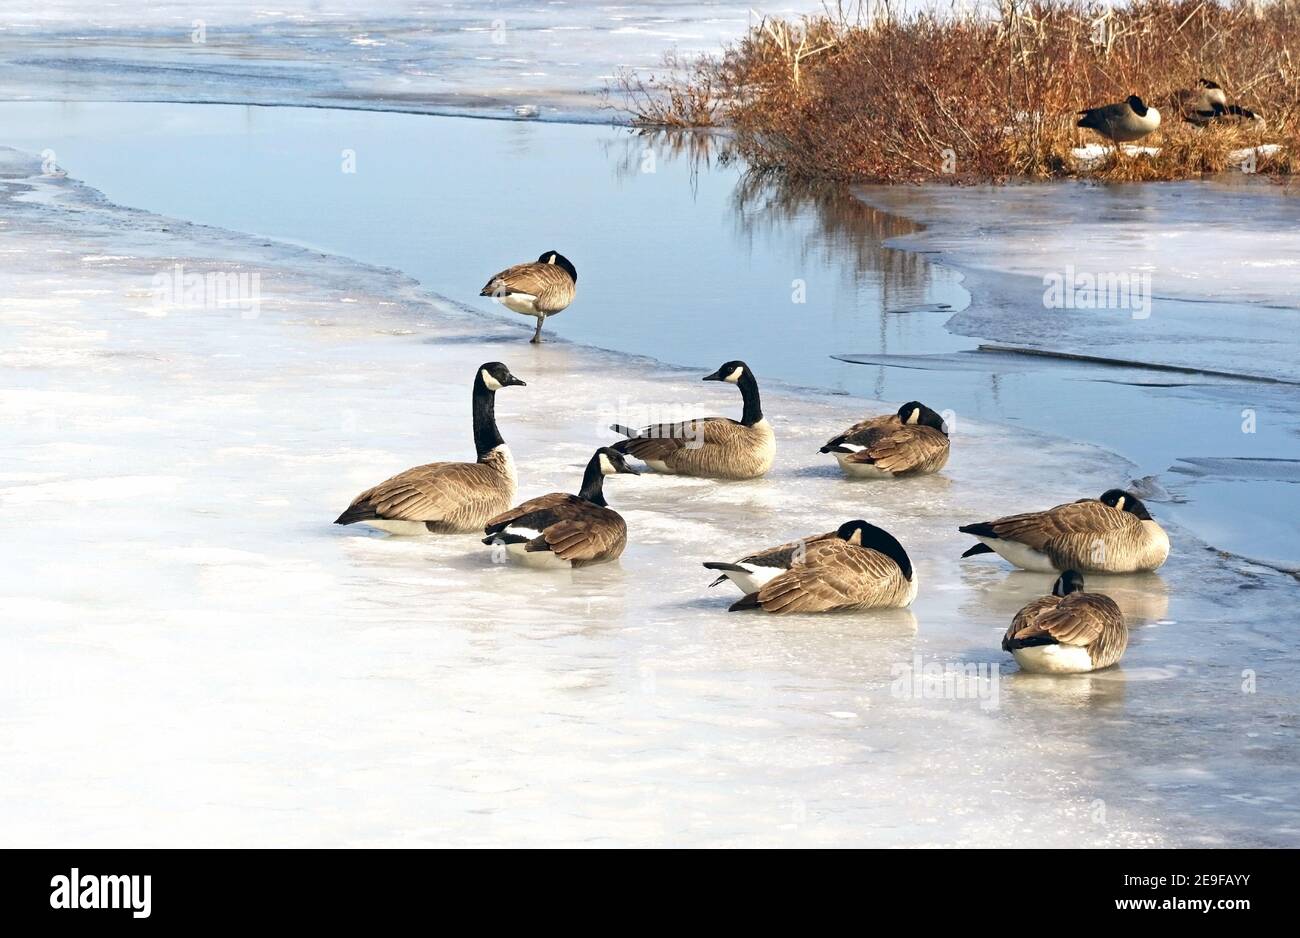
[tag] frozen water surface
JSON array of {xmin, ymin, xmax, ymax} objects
[
  {"xmin": 0, "ymin": 1, "xmax": 823, "ymax": 121},
  {"xmin": 2, "ymin": 147, "xmax": 1299, "ymax": 846}
]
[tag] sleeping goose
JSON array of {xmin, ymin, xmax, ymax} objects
[
  {"xmin": 725, "ymin": 520, "xmax": 916, "ymax": 614},
  {"xmin": 482, "ymin": 447, "xmax": 639, "ymax": 567},
  {"xmin": 334, "ymin": 362, "xmax": 526, "ymax": 535},
  {"xmin": 1077, "ymin": 94, "xmax": 1161, "ymax": 143},
  {"xmin": 1003, "ymin": 570, "xmax": 1128, "ymax": 674},
  {"xmin": 819, "ymin": 400, "xmax": 949, "ymax": 478},
  {"xmin": 959, "ymin": 488, "xmax": 1170, "ymax": 573},
  {"xmin": 609, "ymin": 360, "xmax": 775, "ymax": 480},
  {"xmin": 479, "ymin": 250, "xmax": 577, "ymax": 343},
  {"xmin": 1172, "ymin": 78, "xmax": 1227, "ymax": 126}
]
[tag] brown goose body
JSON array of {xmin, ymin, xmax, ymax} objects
[
  {"xmin": 483, "ymin": 448, "xmax": 638, "ymax": 567},
  {"xmin": 614, "ymin": 417, "xmax": 775, "ymax": 480},
  {"xmin": 1003, "ymin": 572, "xmax": 1128, "ymax": 673},
  {"xmin": 959, "ymin": 489, "xmax": 1170, "ymax": 573},
  {"xmin": 821, "ymin": 401, "xmax": 949, "ymax": 478},
  {"xmin": 335, "ymin": 363, "xmax": 525, "ymax": 535},
  {"xmin": 1077, "ymin": 95, "xmax": 1162, "ymax": 143},
  {"xmin": 337, "ymin": 450, "xmax": 516, "ymax": 534},
  {"xmin": 479, "ymin": 250, "xmax": 577, "ymax": 343},
  {"xmin": 725, "ymin": 521, "xmax": 916, "ymax": 614},
  {"xmin": 611, "ymin": 360, "xmax": 775, "ymax": 480}
]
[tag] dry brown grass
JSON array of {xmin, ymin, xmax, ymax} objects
[{"xmin": 614, "ymin": 0, "xmax": 1299, "ymax": 182}]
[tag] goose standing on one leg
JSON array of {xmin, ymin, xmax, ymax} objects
[
  {"xmin": 1003, "ymin": 570, "xmax": 1128, "ymax": 674},
  {"xmin": 1077, "ymin": 94, "xmax": 1162, "ymax": 144},
  {"xmin": 725, "ymin": 520, "xmax": 916, "ymax": 614},
  {"xmin": 609, "ymin": 360, "xmax": 775, "ymax": 480},
  {"xmin": 483, "ymin": 447, "xmax": 639, "ymax": 567},
  {"xmin": 819, "ymin": 400, "xmax": 949, "ymax": 478},
  {"xmin": 334, "ymin": 362, "xmax": 526, "ymax": 534},
  {"xmin": 479, "ymin": 250, "xmax": 577, "ymax": 343},
  {"xmin": 958, "ymin": 488, "xmax": 1170, "ymax": 573}
]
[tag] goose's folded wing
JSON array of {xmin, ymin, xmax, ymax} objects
[
  {"xmin": 612, "ymin": 417, "xmax": 728, "ymax": 459},
  {"xmin": 982, "ymin": 499, "xmax": 1131, "ymax": 549},
  {"xmin": 536, "ymin": 507, "xmax": 626, "ymax": 561},
  {"xmin": 1004, "ymin": 595, "xmax": 1062, "ymax": 649},
  {"xmin": 345, "ymin": 462, "xmax": 497, "ymax": 521},
  {"xmin": 481, "ymin": 262, "xmax": 575, "ymax": 311},
  {"xmin": 1018, "ymin": 593, "xmax": 1122, "ymax": 646},
  {"xmin": 755, "ymin": 541, "xmax": 900, "ymax": 613},
  {"xmin": 852, "ymin": 425, "xmax": 948, "ymax": 471},
  {"xmin": 824, "ymin": 415, "xmax": 893, "ymax": 449},
  {"xmin": 739, "ymin": 530, "xmax": 838, "ymax": 568},
  {"xmin": 485, "ymin": 492, "xmax": 580, "ymax": 534}
]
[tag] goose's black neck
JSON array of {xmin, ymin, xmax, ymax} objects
[
  {"xmin": 472, "ymin": 374, "xmax": 505, "ymax": 459},
  {"xmin": 578, "ymin": 454, "xmax": 609, "ymax": 506},
  {"xmin": 737, "ymin": 369, "xmax": 763, "ymax": 427}
]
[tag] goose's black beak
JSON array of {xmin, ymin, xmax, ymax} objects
[
  {"xmin": 702, "ymin": 369, "xmax": 725, "ymax": 381},
  {"xmin": 620, "ymin": 463, "xmax": 642, "ymax": 475},
  {"xmin": 504, "ymin": 375, "xmax": 527, "ymax": 387}
]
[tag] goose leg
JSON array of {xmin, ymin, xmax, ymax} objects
[{"xmin": 530, "ymin": 315, "xmax": 545, "ymax": 343}]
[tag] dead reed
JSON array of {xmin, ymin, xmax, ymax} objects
[{"xmin": 611, "ymin": 0, "xmax": 1298, "ymax": 182}]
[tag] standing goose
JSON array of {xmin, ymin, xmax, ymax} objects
[
  {"xmin": 819, "ymin": 400, "xmax": 949, "ymax": 478},
  {"xmin": 479, "ymin": 250, "xmax": 577, "ymax": 343},
  {"xmin": 1077, "ymin": 94, "xmax": 1162, "ymax": 143},
  {"xmin": 609, "ymin": 360, "xmax": 775, "ymax": 480},
  {"xmin": 958, "ymin": 488, "xmax": 1170, "ymax": 573},
  {"xmin": 482, "ymin": 447, "xmax": 639, "ymax": 567},
  {"xmin": 1003, "ymin": 570, "xmax": 1128, "ymax": 674},
  {"xmin": 726, "ymin": 520, "xmax": 916, "ymax": 614},
  {"xmin": 334, "ymin": 362, "xmax": 526, "ymax": 534}
]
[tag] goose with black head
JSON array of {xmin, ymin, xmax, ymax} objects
[
  {"xmin": 820, "ymin": 400, "xmax": 950, "ymax": 478},
  {"xmin": 958, "ymin": 488, "xmax": 1170, "ymax": 573},
  {"xmin": 334, "ymin": 362, "xmax": 526, "ymax": 534},
  {"xmin": 609, "ymin": 360, "xmax": 775, "ymax": 480},
  {"xmin": 483, "ymin": 447, "xmax": 639, "ymax": 567},
  {"xmin": 1003, "ymin": 570, "xmax": 1129, "ymax": 674},
  {"xmin": 480, "ymin": 250, "xmax": 577, "ymax": 343},
  {"xmin": 725, "ymin": 520, "xmax": 917, "ymax": 614}
]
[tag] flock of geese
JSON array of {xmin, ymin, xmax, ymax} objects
[
  {"xmin": 334, "ymin": 251, "xmax": 1171, "ymax": 675},
  {"xmin": 1077, "ymin": 77, "xmax": 1264, "ymax": 144}
]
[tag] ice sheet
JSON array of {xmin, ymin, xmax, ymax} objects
[
  {"xmin": 3, "ymin": 148, "xmax": 1298, "ymax": 846},
  {"xmin": 0, "ymin": 1, "xmax": 822, "ymax": 122}
]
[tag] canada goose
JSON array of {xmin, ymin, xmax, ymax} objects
[
  {"xmin": 1077, "ymin": 95, "xmax": 1162, "ymax": 143},
  {"xmin": 1173, "ymin": 78, "xmax": 1227, "ymax": 126},
  {"xmin": 819, "ymin": 400, "xmax": 949, "ymax": 478},
  {"xmin": 1199, "ymin": 102, "xmax": 1267, "ymax": 128},
  {"xmin": 479, "ymin": 250, "xmax": 577, "ymax": 343},
  {"xmin": 725, "ymin": 520, "xmax": 916, "ymax": 614},
  {"xmin": 959, "ymin": 488, "xmax": 1170, "ymax": 574},
  {"xmin": 609, "ymin": 360, "xmax": 775, "ymax": 480},
  {"xmin": 334, "ymin": 362, "xmax": 526, "ymax": 535},
  {"xmin": 482, "ymin": 447, "xmax": 639, "ymax": 567},
  {"xmin": 1003, "ymin": 570, "xmax": 1128, "ymax": 674}
]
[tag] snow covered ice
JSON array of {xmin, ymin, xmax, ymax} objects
[{"xmin": 2, "ymin": 147, "xmax": 1298, "ymax": 847}]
